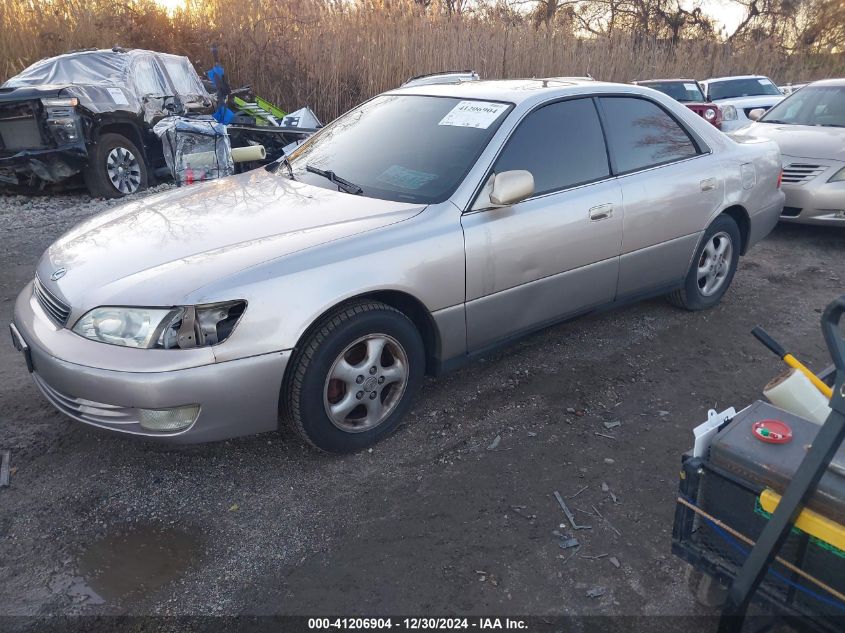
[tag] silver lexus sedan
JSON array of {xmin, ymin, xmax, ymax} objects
[
  {"xmin": 734, "ymin": 78, "xmax": 845, "ymax": 226},
  {"xmin": 10, "ymin": 79, "xmax": 784, "ymax": 452}
]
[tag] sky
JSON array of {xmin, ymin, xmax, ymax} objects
[{"xmin": 152, "ymin": 0, "xmax": 749, "ymax": 36}]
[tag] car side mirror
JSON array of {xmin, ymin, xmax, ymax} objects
[
  {"xmin": 489, "ymin": 170, "xmax": 534, "ymax": 207},
  {"xmin": 748, "ymin": 108, "xmax": 766, "ymax": 122}
]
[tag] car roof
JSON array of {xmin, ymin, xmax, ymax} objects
[
  {"xmin": 388, "ymin": 78, "xmax": 639, "ymax": 105},
  {"xmin": 702, "ymin": 75, "xmax": 771, "ymax": 83},
  {"xmin": 636, "ymin": 79, "xmax": 697, "ymax": 83},
  {"xmin": 805, "ymin": 78, "xmax": 845, "ymax": 87}
]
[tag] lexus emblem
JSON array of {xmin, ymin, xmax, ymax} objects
[{"xmin": 50, "ymin": 267, "xmax": 67, "ymax": 281}]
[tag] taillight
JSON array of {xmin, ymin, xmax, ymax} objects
[{"xmin": 777, "ymin": 169, "xmax": 783, "ymax": 188}]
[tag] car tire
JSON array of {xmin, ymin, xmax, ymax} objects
[
  {"xmin": 668, "ymin": 215, "xmax": 741, "ymax": 311},
  {"xmin": 283, "ymin": 300, "xmax": 425, "ymax": 453},
  {"xmin": 83, "ymin": 133, "xmax": 148, "ymax": 198}
]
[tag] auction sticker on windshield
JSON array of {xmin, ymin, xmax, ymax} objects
[{"xmin": 439, "ymin": 101, "xmax": 509, "ymax": 129}]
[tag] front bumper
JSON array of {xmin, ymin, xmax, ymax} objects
[
  {"xmin": 12, "ymin": 282, "xmax": 290, "ymax": 443},
  {"xmin": 0, "ymin": 146, "xmax": 87, "ymax": 185},
  {"xmin": 780, "ymin": 180, "xmax": 845, "ymax": 226}
]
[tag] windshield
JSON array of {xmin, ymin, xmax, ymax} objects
[
  {"xmin": 642, "ymin": 81, "xmax": 705, "ymax": 102},
  {"xmin": 707, "ymin": 77, "xmax": 782, "ymax": 101},
  {"xmin": 287, "ymin": 94, "xmax": 513, "ymax": 204},
  {"xmin": 761, "ymin": 86, "xmax": 845, "ymax": 127}
]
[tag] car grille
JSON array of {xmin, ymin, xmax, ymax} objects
[
  {"xmin": 33, "ymin": 276, "xmax": 71, "ymax": 326},
  {"xmin": 0, "ymin": 102, "xmax": 46, "ymax": 150},
  {"xmin": 32, "ymin": 373, "xmax": 138, "ymax": 426},
  {"xmin": 782, "ymin": 163, "xmax": 827, "ymax": 185}
]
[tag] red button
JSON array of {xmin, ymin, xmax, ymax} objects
[{"xmin": 752, "ymin": 420, "xmax": 793, "ymax": 444}]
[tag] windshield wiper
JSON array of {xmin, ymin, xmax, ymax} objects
[
  {"xmin": 760, "ymin": 119, "xmax": 791, "ymax": 124},
  {"xmin": 306, "ymin": 164, "xmax": 363, "ymax": 195}
]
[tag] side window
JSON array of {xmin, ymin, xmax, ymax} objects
[
  {"xmin": 133, "ymin": 56, "xmax": 167, "ymax": 97},
  {"xmin": 493, "ymin": 98, "xmax": 610, "ymax": 196},
  {"xmin": 599, "ymin": 97, "xmax": 699, "ymax": 173},
  {"xmin": 160, "ymin": 57, "xmax": 203, "ymax": 96}
]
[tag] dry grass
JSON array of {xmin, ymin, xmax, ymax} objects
[{"xmin": 2, "ymin": 0, "xmax": 844, "ymax": 121}]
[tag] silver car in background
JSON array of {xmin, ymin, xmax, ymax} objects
[
  {"xmin": 11, "ymin": 79, "xmax": 784, "ymax": 452},
  {"xmin": 734, "ymin": 78, "xmax": 845, "ymax": 226}
]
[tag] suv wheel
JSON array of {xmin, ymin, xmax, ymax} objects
[
  {"xmin": 83, "ymin": 133, "xmax": 148, "ymax": 198},
  {"xmin": 668, "ymin": 215, "xmax": 741, "ymax": 311},
  {"xmin": 284, "ymin": 301, "xmax": 425, "ymax": 453}
]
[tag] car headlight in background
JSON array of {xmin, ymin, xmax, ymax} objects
[
  {"xmin": 828, "ymin": 167, "xmax": 845, "ymax": 183},
  {"xmin": 704, "ymin": 108, "xmax": 717, "ymax": 121},
  {"xmin": 72, "ymin": 301, "xmax": 246, "ymax": 349},
  {"xmin": 721, "ymin": 105, "xmax": 737, "ymax": 121}
]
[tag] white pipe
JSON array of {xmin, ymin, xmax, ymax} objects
[
  {"xmin": 764, "ymin": 368, "xmax": 832, "ymax": 425},
  {"xmin": 184, "ymin": 145, "xmax": 266, "ymax": 167}
]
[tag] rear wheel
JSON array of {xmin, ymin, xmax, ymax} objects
[
  {"xmin": 83, "ymin": 133, "xmax": 148, "ymax": 198},
  {"xmin": 283, "ymin": 301, "xmax": 425, "ymax": 453},
  {"xmin": 668, "ymin": 215, "xmax": 741, "ymax": 311}
]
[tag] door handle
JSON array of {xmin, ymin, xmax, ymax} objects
[
  {"xmin": 700, "ymin": 177, "xmax": 717, "ymax": 192},
  {"xmin": 589, "ymin": 204, "xmax": 613, "ymax": 221}
]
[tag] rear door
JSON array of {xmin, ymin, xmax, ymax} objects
[
  {"xmin": 596, "ymin": 96, "xmax": 722, "ymax": 299},
  {"xmin": 461, "ymin": 97, "xmax": 623, "ymax": 351}
]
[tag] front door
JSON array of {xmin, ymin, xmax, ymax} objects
[{"xmin": 461, "ymin": 97, "xmax": 623, "ymax": 352}]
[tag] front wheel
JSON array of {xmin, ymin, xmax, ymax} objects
[
  {"xmin": 83, "ymin": 133, "xmax": 148, "ymax": 198},
  {"xmin": 668, "ymin": 215, "xmax": 741, "ymax": 311},
  {"xmin": 283, "ymin": 301, "xmax": 425, "ymax": 453}
]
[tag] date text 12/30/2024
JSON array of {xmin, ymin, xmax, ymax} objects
[{"xmin": 308, "ymin": 618, "xmax": 528, "ymax": 630}]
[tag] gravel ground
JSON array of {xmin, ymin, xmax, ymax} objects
[{"xmin": 0, "ymin": 188, "xmax": 842, "ymax": 628}]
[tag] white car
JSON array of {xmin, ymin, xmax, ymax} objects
[{"xmin": 700, "ymin": 75, "xmax": 784, "ymax": 132}]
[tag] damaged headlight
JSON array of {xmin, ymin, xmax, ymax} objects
[
  {"xmin": 41, "ymin": 97, "xmax": 81, "ymax": 143},
  {"xmin": 72, "ymin": 301, "xmax": 246, "ymax": 349}
]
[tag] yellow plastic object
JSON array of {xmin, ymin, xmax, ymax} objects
[
  {"xmin": 760, "ymin": 488, "xmax": 845, "ymax": 551},
  {"xmin": 783, "ymin": 353, "xmax": 834, "ymax": 399}
]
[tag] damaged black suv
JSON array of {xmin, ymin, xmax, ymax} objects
[{"xmin": 0, "ymin": 47, "xmax": 212, "ymax": 197}]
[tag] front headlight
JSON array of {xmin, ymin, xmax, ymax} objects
[
  {"xmin": 704, "ymin": 108, "xmax": 717, "ymax": 121},
  {"xmin": 72, "ymin": 301, "xmax": 246, "ymax": 349},
  {"xmin": 828, "ymin": 167, "xmax": 845, "ymax": 183},
  {"xmin": 722, "ymin": 105, "xmax": 737, "ymax": 121}
]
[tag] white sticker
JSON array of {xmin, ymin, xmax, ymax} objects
[
  {"xmin": 757, "ymin": 79, "xmax": 772, "ymax": 86},
  {"xmin": 439, "ymin": 101, "xmax": 508, "ymax": 129},
  {"xmin": 683, "ymin": 83, "xmax": 698, "ymax": 91},
  {"xmin": 106, "ymin": 87, "xmax": 129, "ymax": 105}
]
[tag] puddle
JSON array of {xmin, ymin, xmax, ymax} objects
[{"xmin": 77, "ymin": 524, "xmax": 202, "ymax": 603}]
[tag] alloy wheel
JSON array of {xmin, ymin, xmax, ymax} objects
[
  {"xmin": 697, "ymin": 231, "xmax": 733, "ymax": 297},
  {"xmin": 323, "ymin": 334, "xmax": 409, "ymax": 433},
  {"xmin": 106, "ymin": 146, "xmax": 142, "ymax": 194}
]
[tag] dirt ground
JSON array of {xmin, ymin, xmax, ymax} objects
[{"xmin": 0, "ymin": 189, "xmax": 842, "ymax": 628}]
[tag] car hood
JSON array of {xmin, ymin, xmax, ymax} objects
[
  {"xmin": 712, "ymin": 95, "xmax": 783, "ymax": 108},
  {"xmin": 0, "ymin": 84, "xmax": 66, "ymax": 103},
  {"xmin": 38, "ymin": 169, "xmax": 425, "ymax": 309},
  {"xmin": 733, "ymin": 123, "xmax": 845, "ymax": 162}
]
